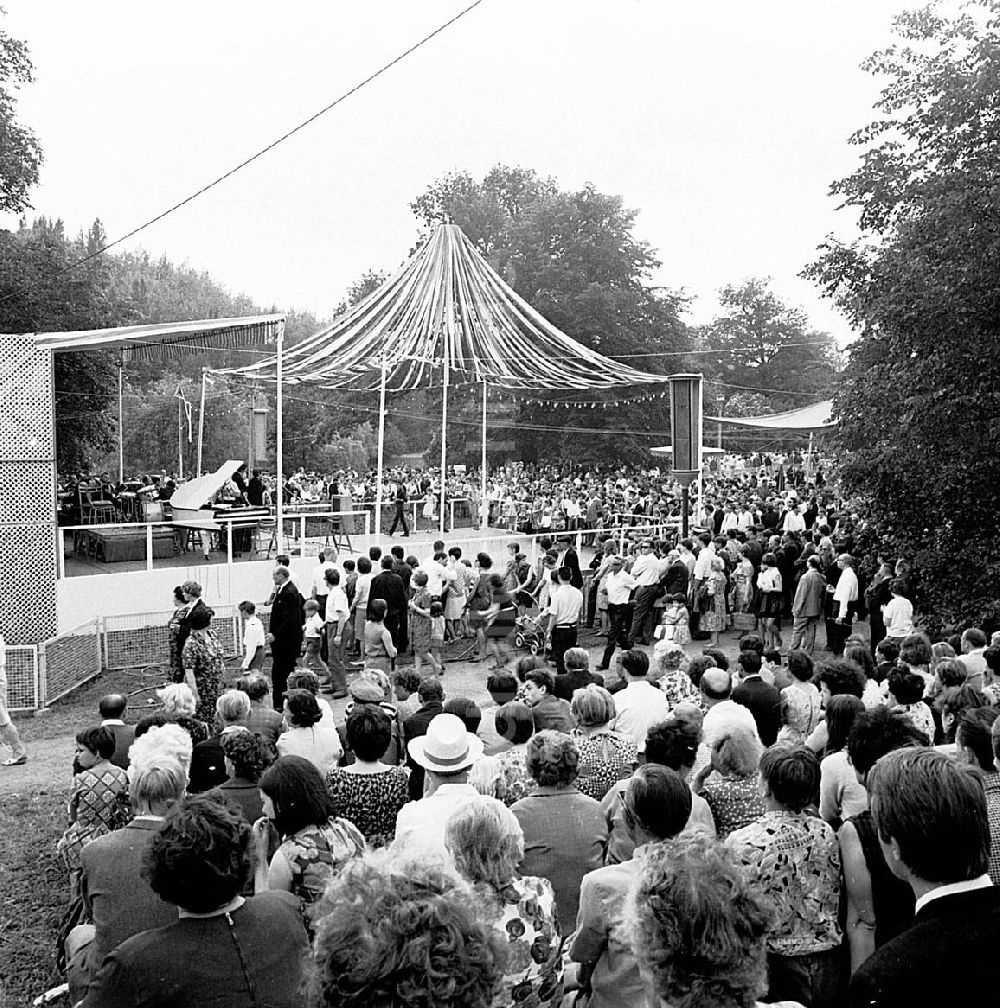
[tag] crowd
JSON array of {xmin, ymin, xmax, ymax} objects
[{"xmin": 16, "ymin": 448, "xmax": 1000, "ymax": 1007}]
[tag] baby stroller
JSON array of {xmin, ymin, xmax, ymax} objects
[{"xmin": 514, "ymin": 612, "xmax": 547, "ymax": 655}]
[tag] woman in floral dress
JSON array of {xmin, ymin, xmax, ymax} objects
[
  {"xmin": 253, "ymin": 755, "xmax": 365, "ymax": 933},
  {"xmin": 693, "ymin": 724, "xmax": 765, "ymax": 840},
  {"xmin": 166, "ymin": 585, "xmax": 187, "ymax": 683},
  {"xmin": 445, "ymin": 795, "xmax": 564, "ymax": 1008},
  {"xmin": 494, "ymin": 701, "xmax": 535, "ymax": 806},
  {"xmin": 181, "ymin": 607, "xmax": 224, "ymax": 724}
]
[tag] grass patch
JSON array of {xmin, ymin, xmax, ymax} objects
[{"xmin": 0, "ymin": 790, "xmax": 71, "ymax": 1007}]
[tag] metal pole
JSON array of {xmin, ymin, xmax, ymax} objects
[
  {"xmin": 275, "ymin": 322, "xmax": 285, "ymax": 556},
  {"xmin": 439, "ymin": 355, "xmax": 449, "ymax": 535},
  {"xmin": 177, "ymin": 398, "xmax": 183, "ymax": 480},
  {"xmin": 117, "ymin": 359, "xmax": 124, "ymax": 484},
  {"xmin": 681, "ymin": 485, "xmax": 689, "ymax": 540},
  {"xmin": 196, "ymin": 368, "xmax": 208, "ymax": 476},
  {"xmin": 375, "ymin": 356, "xmax": 387, "ymax": 539},
  {"xmin": 480, "ymin": 381, "xmax": 488, "ymax": 530}
]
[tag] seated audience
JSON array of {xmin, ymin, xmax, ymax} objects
[
  {"xmin": 446, "ymin": 795, "xmax": 564, "ymax": 1008},
  {"xmin": 253, "ymin": 755, "xmax": 365, "ymax": 929},
  {"xmin": 731, "ymin": 649, "xmax": 782, "ymax": 745},
  {"xmin": 524, "ymin": 667, "xmax": 575, "ymax": 733},
  {"xmin": 609, "ymin": 650, "xmax": 669, "ymax": 754},
  {"xmin": 629, "ymin": 833, "xmax": 777, "ymax": 1008},
  {"xmin": 850, "ymin": 748, "xmax": 1000, "ymax": 1008},
  {"xmin": 728, "ymin": 745, "xmax": 842, "ymax": 1008},
  {"xmin": 217, "ymin": 729, "xmax": 270, "ymax": 823},
  {"xmin": 236, "ymin": 672, "xmax": 285, "ymax": 747},
  {"xmin": 554, "ymin": 646, "xmax": 604, "ymax": 701},
  {"xmin": 700, "ymin": 667, "xmax": 759, "ymax": 750},
  {"xmin": 887, "ymin": 668, "xmax": 935, "ymax": 743},
  {"xmin": 570, "ymin": 684, "xmax": 637, "ymax": 801},
  {"xmin": 325, "ymin": 705, "xmax": 410, "ymax": 847},
  {"xmin": 478, "ymin": 672, "xmax": 518, "ymax": 755},
  {"xmin": 776, "ymin": 650, "xmax": 822, "ymax": 744},
  {"xmin": 96, "ymin": 693, "xmax": 134, "ymax": 771},
  {"xmin": 511, "ymin": 730, "xmax": 607, "ymax": 926},
  {"xmin": 306, "ymin": 850, "xmax": 504, "ymax": 1008},
  {"xmin": 276, "ymin": 689, "xmax": 343, "ymax": 775},
  {"xmin": 394, "ymin": 712, "xmax": 482, "ymax": 855},
  {"xmin": 655, "ymin": 645, "xmax": 700, "ymax": 710},
  {"xmin": 694, "ymin": 724, "xmax": 765, "ymax": 839},
  {"xmin": 403, "ymin": 676, "xmax": 446, "ymax": 800},
  {"xmin": 494, "ymin": 700, "xmax": 536, "ymax": 805},
  {"xmin": 215, "ymin": 689, "xmax": 252, "ymax": 734},
  {"xmin": 572, "ymin": 765, "xmax": 692, "ymax": 1008},
  {"xmin": 66, "ymin": 757, "xmax": 185, "ymax": 1003},
  {"xmin": 158, "ymin": 682, "xmax": 198, "ymax": 722},
  {"xmin": 807, "ymin": 658, "xmax": 867, "ymax": 753},
  {"xmin": 82, "ymin": 794, "xmax": 309, "ymax": 1008},
  {"xmin": 818, "ymin": 694, "xmax": 868, "ymax": 829}
]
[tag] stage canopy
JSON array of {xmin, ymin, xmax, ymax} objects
[
  {"xmin": 30, "ymin": 314, "xmax": 285, "ymax": 360},
  {"xmin": 228, "ymin": 224, "xmax": 665, "ymax": 392},
  {"xmin": 706, "ymin": 400, "xmax": 835, "ymax": 431}
]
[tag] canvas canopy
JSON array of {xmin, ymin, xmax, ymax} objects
[
  {"xmin": 229, "ymin": 224, "xmax": 665, "ymax": 392},
  {"xmin": 707, "ymin": 400, "xmax": 835, "ymax": 431}
]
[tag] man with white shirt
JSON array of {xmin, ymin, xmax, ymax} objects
[
  {"xmin": 700, "ymin": 668, "xmax": 760, "ymax": 750},
  {"xmin": 323, "ymin": 568, "xmax": 351, "ymax": 698},
  {"xmin": 628, "ymin": 540, "xmax": 665, "ymax": 646},
  {"xmin": 690, "ymin": 533, "xmax": 716, "ymax": 640},
  {"xmin": 851, "ymin": 748, "xmax": 1000, "ymax": 1008},
  {"xmin": 828, "ymin": 553, "xmax": 859, "ymax": 656},
  {"xmin": 349, "ymin": 556, "xmax": 374, "ymax": 659},
  {"xmin": 238, "ymin": 600, "xmax": 266, "ymax": 672},
  {"xmin": 600, "ymin": 556, "xmax": 637, "ymax": 670},
  {"xmin": 394, "ymin": 713, "xmax": 482, "ymax": 857},
  {"xmin": 782, "ymin": 502, "xmax": 806, "ymax": 534},
  {"xmin": 959, "ymin": 629, "xmax": 988, "ymax": 690},
  {"xmin": 310, "ymin": 551, "xmax": 336, "ymax": 612},
  {"xmin": 541, "ymin": 567, "xmax": 584, "ymax": 675},
  {"xmin": 609, "ymin": 651, "xmax": 668, "ymax": 754}
]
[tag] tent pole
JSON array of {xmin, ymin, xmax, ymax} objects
[
  {"xmin": 196, "ymin": 367, "xmax": 208, "ymax": 476},
  {"xmin": 276, "ymin": 322, "xmax": 284, "ymax": 556},
  {"xmin": 177, "ymin": 397, "xmax": 183, "ymax": 480},
  {"xmin": 375, "ymin": 355, "xmax": 387, "ymax": 539},
  {"xmin": 439, "ymin": 355, "xmax": 449, "ymax": 535},
  {"xmin": 117, "ymin": 358, "xmax": 124, "ymax": 484},
  {"xmin": 480, "ymin": 381, "xmax": 488, "ymax": 530}
]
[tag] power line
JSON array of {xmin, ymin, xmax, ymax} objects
[{"xmin": 2, "ymin": 0, "xmax": 487, "ymax": 307}]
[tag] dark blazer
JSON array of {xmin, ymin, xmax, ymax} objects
[
  {"xmin": 403, "ymin": 700, "xmax": 444, "ymax": 799},
  {"xmin": 531, "ymin": 693, "xmax": 575, "ymax": 733},
  {"xmin": 367, "ymin": 569, "xmax": 407, "ymax": 619},
  {"xmin": 104, "ymin": 722, "xmax": 135, "ymax": 771},
  {"xmin": 73, "ymin": 819, "xmax": 176, "ymax": 994},
  {"xmin": 243, "ymin": 702, "xmax": 285, "ymax": 748},
  {"xmin": 731, "ymin": 676, "xmax": 782, "ymax": 746},
  {"xmin": 660, "ymin": 561, "xmax": 689, "ymax": 598},
  {"xmin": 188, "ymin": 735, "xmax": 227, "ymax": 794},
  {"xmin": 391, "ymin": 560, "xmax": 412, "ymax": 594},
  {"xmin": 269, "ymin": 581, "xmax": 304, "ymax": 645},
  {"xmin": 850, "ymin": 886, "xmax": 1000, "ymax": 1008},
  {"xmin": 553, "ymin": 669, "xmax": 604, "ymax": 702}
]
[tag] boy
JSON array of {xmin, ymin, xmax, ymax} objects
[
  {"xmin": 238, "ymin": 601, "xmax": 265, "ymax": 672},
  {"xmin": 302, "ymin": 600, "xmax": 329, "ymax": 680}
]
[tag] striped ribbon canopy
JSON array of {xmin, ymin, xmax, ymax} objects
[{"xmin": 229, "ymin": 224, "xmax": 665, "ymax": 392}]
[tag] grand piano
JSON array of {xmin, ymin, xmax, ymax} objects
[{"xmin": 169, "ymin": 460, "xmax": 270, "ymax": 556}]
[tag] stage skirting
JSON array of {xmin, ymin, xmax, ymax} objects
[{"xmin": 74, "ymin": 527, "xmax": 178, "ymax": 563}]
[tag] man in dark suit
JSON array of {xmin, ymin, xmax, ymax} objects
[
  {"xmin": 659, "ymin": 550, "xmax": 689, "ymax": 600},
  {"xmin": 66, "ymin": 755, "xmax": 186, "ymax": 1003},
  {"xmin": 403, "ymin": 677, "xmax": 445, "ymax": 799},
  {"xmin": 850, "ymin": 748, "xmax": 1000, "ymax": 1008},
  {"xmin": 235, "ymin": 672, "xmax": 285, "ymax": 747},
  {"xmin": 368, "ymin": 555, "xmax": 408, "ymax": 653},
  {"xmin": 98, "ymin": 694, "xmax": 134, "ymax": 771},
  {"xmin": 554, "ymin": 647, "xmax": 604, "ymax": 702},
  {"xmin": 390, "ymin": 545, "xmax": 412, "ymax": 594},
  {"xmin": 267, "ymin": 565, "xmax": 304, "ymax": 710},
  {"xmin": 731, "ymin": 650, "xmax": 781, "ymax": 746}
]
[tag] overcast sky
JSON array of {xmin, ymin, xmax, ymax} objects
[{"xmin": 1, "ymin": 0, "xmax": 919, "ymax": 342}]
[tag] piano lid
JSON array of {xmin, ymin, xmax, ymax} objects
[{"xmin": 169, "ymin": 460, "xmax": 244, "ymax": 512}]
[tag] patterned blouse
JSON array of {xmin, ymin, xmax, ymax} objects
[
  {"xmin": 896, "ymin": 701, "xmax": 934, "ymax": 743},
  {"xmin": 182, "ymin": 628, "xmax": 225, "ymax": 724},
  {"xmin": 657, "ymin": 669, "xmax": 700, "ymax": 711},
  {"xmin": 325, "ymin": 766, "xmax": 410, "ymax": 847},
  {"xmin": 571, "ymin": 730, "xmax": 637, "ymax": 802},
  {"xmin": 776, "ymin": 682, "xmax": 823, "ymax": 745},
  {"xmin": 276, "ymin": 817, "xmax": 365, "ymax": 928},
  {"xmin": 473, "ymin": 875, "xmax": 564, "ymax": 1008},
  {"xmin": 727, "ymin": 810, "xmax": 842, "ymax": 956},
  {"xmin": 497, "ymin": 747, "xmax": 534, "ymax": 807},
  {"xmin": 57, "ymin": 763, "xmax": 130, "ymax": 871},
  {"xmin": 701, "ymin": 772, "xmax": 765, "ymax": 840}
]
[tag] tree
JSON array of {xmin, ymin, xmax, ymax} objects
[
  {"xmin": 410, "ymin": 166, "xmax": 693, "ymax": 463},
  {"xmin": 804, "ymin": 0, "xmax": 1000, "ymax": 632},
  {"xmin": 0, "ymin": 22, "xmax": 42, "ymax": 213}
]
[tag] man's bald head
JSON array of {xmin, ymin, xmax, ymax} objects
[
  {"xmin": 700, "ymin": 669, "xmax": 732, "ymax": 702},
  {"xmin": 98, "ymin": 693, "xmax": 127, "ymax": 720}
]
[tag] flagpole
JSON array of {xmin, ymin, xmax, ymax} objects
[{"xmin": 480, "ymin": 381, "xmax": 488, "ymax": 530}]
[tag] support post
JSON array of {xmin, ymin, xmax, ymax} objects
[
  {"xmin": 117, "ymin": 358, "xmax": 124, "ymax": 484},
  {"xmin": 480, "ymin": 381, "xmax": 488, "ymax": 530},
  {"xmin": 439, "ymin": 354, "xmax": 449, "ymax": 535},
  {"xmin": 196, "ymin": 368, "xmax": 208, "ymax": 476},
  {"xmin": 375, "ymin": 356, "xmax": 388, "ymax": 539},
  {"xmin": 177, "ymin": 397, "xmax": 184, "ymax": 479},
  {"xmin": 275, "ymin": 322, "xmax": 285, "ymax": 556},
  {"xmin": 680, "ymin": 485, "xmax": 690, "ymax": 540}
]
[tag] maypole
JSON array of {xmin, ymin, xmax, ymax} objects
[
  {"xmin": 439, "ymin": 353, "xmax": 449, "ymax": 535},
  {"xmin": 275, "ymin": 321, "xmax": 284, "ymax": 555},
  {"xmin": 374, "ymin": 355, "xmax": 388, "ymax": 539},
  {"xmin": 117, "ymin": 357, "xmax": 124, "ymax": 484},
  {"xmin": 480, "ymin": 381, "xmax": 488, "ymax": 530}
]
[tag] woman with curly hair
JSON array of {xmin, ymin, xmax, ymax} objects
[
  {"xmin": 629, "ymin": 834, "xmax": 794, "ymax": 1008},
  {"xmin": 252, "ymin": 755, "xmax": 365, "ymax": 931},
  {"xmin": 80, "ymin": 794, "xmax": 309, "ymax": 1008},
  {"xmin": 276, "ymin": 689, "xmax": 343, "ymax": 775},
  {"xmin": 181, "ymin": 607, "xmax": 225, "ymax": 724},
  {"xmin": 510, "ymin": 730, "xmax": 607, "ymax": 927},
  {"xmin": 218, "ymin": 730, "xmax": 270, "ymax": 824},
  {"xmin": 692, "ymin": 725, "xmax": 765, "ymax": 840},
  {"xmin": 445, "ymin": 796, "xmax": 564, "ymax": 1008},
  {"xmin": 569, "ymin": 685, "xmax": 637, "ymax": 801},
  {"xmin": 306, "ymin": 849, "xmax": 505, "ymax": 1008}
]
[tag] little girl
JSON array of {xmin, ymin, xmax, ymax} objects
[
  {"xmin": 57, "ymin": 726, "xmax": 130, "ymax": 894},
  {"xmin": 659, "ymin": 594, "xmax": 691, "ymax": 646},
  {"xmin": 408, "ymin": 571, "xmax": 440, "ymax": 677},
  {"xmin": 429, "ymin": 600, "xmax": 446, "ymax": 673},
  {"xmin": 302, "ymin": 599, "xmax": 329, "ymax": 680},
  {"xmin": 364, "ymin": 599, "xmax": 397, "ymax": 675}
]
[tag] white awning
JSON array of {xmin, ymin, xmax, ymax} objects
[{"xmin": 706, "ymin": 400, "xmax": 835, "ymax": 430}]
